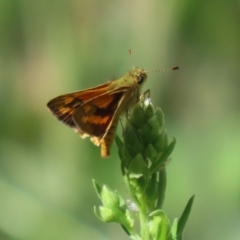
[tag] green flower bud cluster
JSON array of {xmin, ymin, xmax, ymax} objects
[{"xmin": 116, "ymin": 99, "xmax": 175, "ymax": 211}]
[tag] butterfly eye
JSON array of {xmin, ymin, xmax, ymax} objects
[{"xmin": 137, "ymin": 74, "xmax": 145, "ymax": 85}]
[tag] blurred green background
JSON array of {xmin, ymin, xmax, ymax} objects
[{"xmin": 1, "ymin": 0, "xmax": 240, "ymax": 239}]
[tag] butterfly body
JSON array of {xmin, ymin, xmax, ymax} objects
[{"xmin": 47, "ymin": 68, "xmax": 147, "ymax": 158}]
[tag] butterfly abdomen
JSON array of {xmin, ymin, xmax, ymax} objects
[{"xmin": 100, "ymin": 118, "xmax": 119, "ymax": 158}]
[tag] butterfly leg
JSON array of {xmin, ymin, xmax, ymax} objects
[{"xmin": 140, "ymin": 89, "xmax": 150, "ymax": 102}]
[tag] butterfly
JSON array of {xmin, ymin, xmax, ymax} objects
[
  {"xmin": 47, "ymin": 59, "xmax": 178, "ymax": 158},
  {"xmin": 47, "ymin": 67, "xmax": 149, "ymax": 158}
]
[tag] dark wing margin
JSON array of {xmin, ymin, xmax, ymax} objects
[{"xmin": 47, "ymin": 95, "xmax": 82, "ymax": 128}]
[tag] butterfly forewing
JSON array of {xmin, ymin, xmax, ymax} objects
[
  {"xmin": 47, "ymin": 94, "xmax": 82, "ymax": 128},
  {"xmin": 47, "ymin": 82, "xmax": 114, "ymax": 128}
]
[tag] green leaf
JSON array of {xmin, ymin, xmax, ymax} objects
[
  {"xmin": 128, "ymin": 175, "xmax": 148, "ymax": 198},
  {"xmin": 115, "ymin": 134, "xmax": 123, "ymax": 149},
  {"xmin": 144, "ymin": 143, "xmax": 158, "ymax": 160},
  {"xmin": 150, "ymin": 138, "xmax": 176, "ymax": 174},
  {"xmin": 145, "ymin": 172, "xmax": 158, "ymax": 211},
  {"xmin": 149, "ymin": 210, "xmax": 169, "ymax": 240},
  {"xmin": 138, "ymin": 116, "xmax": 159, "ymax": 145},
  {"xmin": 128, "ymin": 153, "xmax": 148, "ymax": 179},
  {"xmin": 129, "ymin": 103, "xmax": 146, "ymax": 128},
  {"xmin": 177, "ymin": 195, "xmax": 195, "ymax": 239},
  {"xmin": 155, "ymin": 108, "xmax": 165, "ymax": 128},
  {"xmin": 93, "ymin": 183, "xmax": 135, "ymax": 230},
  {"xmin": 152, "ymin": 130, "xmax": 168, "ymax": 152},
  {"xmin": 156, "ymin": 167, "xmax": 167, "ymax": 209},
  {"xmin": 167, "ymin": 218, "xmax": 178, "ymax": 240},
  {"xmin": 101, "ymin": 185, "xmax": 121, "ymax": 208},
  {"xmin": 92, "ymin": 179, "xmax": 102, "ymax": 200},
  {"xmin": 123, "ymin": 123, "xmax": 145, "ymax": 159},
  {"xmin": 143, "ymin": 101, "xmax": 155, "ymax": 119},
  {"xmin": 115, "ymin": 134, "xmax": 124, "ymax": 159},
  {"xmin": 94, "ymin": 206, "xmax": 116, "ymax": 222},
  {"xmin": 115, "ymin": 135, "xmax": 127, "ymax": 175}
]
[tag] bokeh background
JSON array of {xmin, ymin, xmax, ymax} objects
[{"xmin": 1, "ymin": 0, "xmax": 240, "ymax": 239}]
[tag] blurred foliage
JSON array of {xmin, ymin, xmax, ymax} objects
[{"xmin": 0, "ymin": 0, "xmax": 240, "ymax": 239}]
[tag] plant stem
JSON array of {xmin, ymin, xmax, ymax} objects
[{"xmin": 138, "ymin": 195, "xmax": 150, "ymax": 240}]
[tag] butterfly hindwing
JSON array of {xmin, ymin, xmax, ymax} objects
[{"xmin": 73, "ymin": 91, "xmax": 124, "ymax": 138}]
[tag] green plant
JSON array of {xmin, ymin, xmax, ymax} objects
[{"xmin": 93, "ymin": 99, "xmax": 194, "ymax": 240}]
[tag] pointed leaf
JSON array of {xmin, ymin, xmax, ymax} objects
[
  {"xmin": 155, "ymin": 108, "xmax": 165, "ymax": 128},
  {"xmin": 167, "ymin": 218, "xmax": 178, "ymax": 240},
  {"xmin": 92, "ymin": 179, "xmax": 102, "ymax": 200},
  {"xmin": 156, "ymin": 167, "xmax": 167, "ymax": 209},
  {"xmin": 177, "ymin": 195, "xmax": 195, "ymax": 239},
  {"xmin": 149, "ymin": 210, "xmax": 169, "ymax": 240},
  {"xmin": 150, "ymin": 138, "xmax": 176, "ymax": 174}
]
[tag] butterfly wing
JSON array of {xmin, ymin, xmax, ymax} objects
[
  {"xmin": 47, "ymin": 82, "xmax": 113, "ymax": 129},
  {"xmin": 47, "ymin": 83, "xmax": 128, "ymax": 139}
]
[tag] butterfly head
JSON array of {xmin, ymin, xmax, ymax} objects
[{"xmin": 130, "ymin": 68, "xmax": 147, "ymax": 87}]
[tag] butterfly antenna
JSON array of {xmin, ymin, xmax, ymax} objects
[
  {"xmin": 129, "ymin": 49, "xmax": 135, "ymax": 70},
  {"xmin": 146, "ymin": 66, "xmax": 179, "ymax": 73}
]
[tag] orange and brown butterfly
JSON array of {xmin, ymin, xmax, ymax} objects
[{"xmin": 47, "ymin": 53, "xmax": 178, "ymax": 158}]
